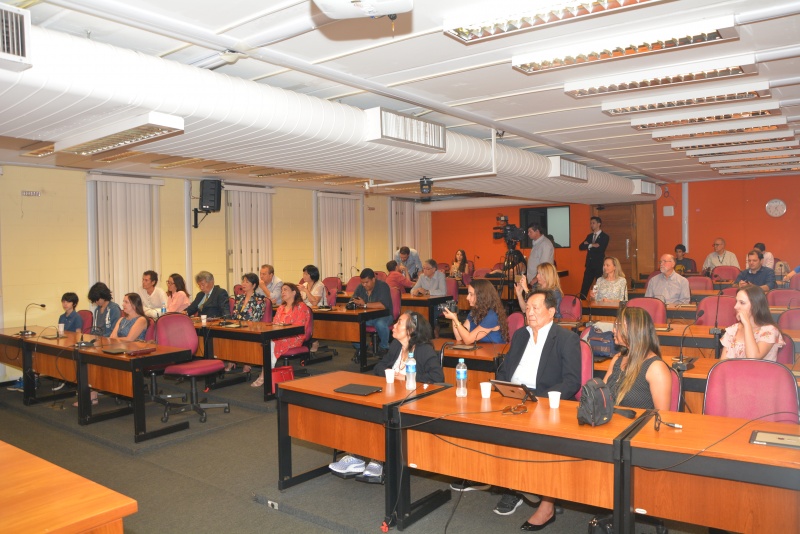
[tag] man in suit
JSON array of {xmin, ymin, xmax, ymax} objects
[
  {"xmin": 579, "ymin": 216, "xmax": 610, "ymax": 299},
  {"xmin": 184, "ymin": 271, "xmax": 231, "ymax": 318}
]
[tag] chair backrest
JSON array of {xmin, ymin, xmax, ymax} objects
[
  {"xmin": 778, "ymin": 308, "xmax": 800, "ymax": 330},
  {"xmin": 776, "ymin": 333, "xmax": 795, "ymax": 365},
  {"xmin": 229, "ymin": 297, "xmax": 236, "ymax": 316},
  {"xmin": 326, "ymin": 285, "xmax": 337, "ymax": 309},
  {"xmin": 154, "ymin": 313, "xmax": 199, "ymax": 354},
  {"xmin": 696, "ymin": 296, "xmax": 736, "ymax": 327},
  {"xmin": 559, "ymin": 295, "xmax": 582, "ymax": 322},
  {"xmin": 390, "ymin": 287, "xmax": 402, "ymax": 321},
  {"xmin": 645, "ymin": 270, "xmax": 661, "ymax": 285},
  {"xmin": 78, "ymin": 310, "xmax": 94, "ymax": 334},
  {"xmin": 261, "ymin": 302, "xmax": 273, "ymax": 323},
  {"xmin": 492, "ymin": 263, "xmax": 503, "ymax": 271},
  {"xmin": 233, "ymin": 284, "xmax": 245, "ymax": 296},
  {"xmin": 467, "ymin": 260, "xmax": 474, "ymax": 273},
  {"xmin": 474, "ymin": 268, "xmax": 491, "ymax": 278},
  {"xmin": 684, "ymin": 257, "xmax": 697, "ymax": 272},
  {"xmin": 445, "ymin": 277, "xmax": 458, "ymax": 301},
  {"xmin": 720, "ymin": 287, "xmax": 739, "ymax": 296},
  {"xmin": 703, "ymin": 359, "xmax": 799, "ymax": 423},
  {"xmin": 712, "ymin": 265, "xmax": 740, "ymax": 281},
  {"xmin": 507, "ymin": 312, "xmax": 525, "ymax": 339},
  {"xmin": 437, "ymin": 262, "xmax": 449, "ymax": 273},
  {"xmin": 322, "ymin": 276, "xmax": 342, "ymax": 294},
  {"xmin": 144, "ymin": 317, "xmax": 156, "ymax": 342},
  {"xmin": 669, "ymin": 368, "xmax": 681, "ymax": 412},
  {"xmin": 767, "ymin": 289, "xmax": 800, "ymax": 307},
  {"xmin": 688, "ymin": 276, "xmax": 712, "ymax": 291},
  {"xmin": 345, "ymin": 275, "xmax": 361, "ymax": 293},
  {"xmin": 461, "ymin": 273, "xmax": 472, "ymax": 286},
  {"xmin": 301, "ymin": 304, "xmax": 314, "ymax": 344},
  {"xmin": 790, "ymin": 275, "xmax": 800, "ymax": 291},
  {"xmin": 626, "ymin": 297, "xmax": 667, "ymax": 324},
  {"xmin": 374, "ymin": 271, "xmax": 387, "ymax": 282},
  {"xmin": 574, "ymin": 340, "xmax": 594, "ymax": 402}
]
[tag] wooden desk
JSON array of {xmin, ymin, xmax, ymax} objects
[
  {"xmin": 276, "ymin": 371, "xmax": 447, "ymax": 523},
  {"xmin": 628, "ymin": 289, "xmax": 720, "ymax": 303},
  {"xmin": 400, "ymin": 294, "xmax": 451, "ymax": 328},
  {"xmin": 0, "ymin": 440, "xmax": 138, "ymax": 533},
  {"xmin": 624, "ymin": 412, "xmax": 800, "ymax": 533},
  {"xmin": 432, "ymin": 338, "xmax": 504, "ymax": 388},
  {"xmin": 311, "ymin": 305, "xmax": 391, "ymax": 371}
]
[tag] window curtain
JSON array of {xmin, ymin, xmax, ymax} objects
[
  {"xmin": 318, "ymin": 193, "xmax": 362, "ymax": 281},
  {"xmin": 392, "ymin": 200, "xmax": 431, "ymax": 260},
  {"xmin": 226, "ymin": 188, "xmax": 273, "ymax": 289}
]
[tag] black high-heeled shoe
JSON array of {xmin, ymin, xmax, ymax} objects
[{"xmin": 520, "ymin": 515, "xmax": 556, "ymax": 531}]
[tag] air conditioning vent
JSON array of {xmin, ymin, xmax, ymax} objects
[
  {"xmin": 547, "ymin": 156, "xmax": 588, "ymax": 183},
  {"xmin": 631, "ymin": 179, "xmax": 658, "ymax": 196},
  {"xmin": 0, "ymin": 4, "xmax": 31, "ymax": 72},
  {"xmin": 364, "ymin": 107, "xmax": 446, "ymax": 153}
]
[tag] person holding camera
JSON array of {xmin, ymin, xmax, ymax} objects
[
  {"xmin": 442, "ymin": 279, "xmax": 507, "ymax": 344},
  {"xmin": 515, "ymin": 263, "xmax": 563, "ymax": 318}
]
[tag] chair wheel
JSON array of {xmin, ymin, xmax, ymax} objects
[
  {"xmin": 200, "ymin": 415, "xmax": 207, "ymax": 423},
  {"xmin": 161, "ymin": 415, "xmax": 169, "ymax": 423},
  {"xmin": 224, "ymin": 407, "xmax": 230, "ymax": 413}
]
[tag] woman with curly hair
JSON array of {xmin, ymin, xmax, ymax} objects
[{"xmin": 442, "ymin": 278, "xmax": 507, "ymax": 344}]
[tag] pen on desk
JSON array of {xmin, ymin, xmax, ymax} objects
[{"xmin": 663, "ymin": 422, "xmax": 682, "ymax": 429}]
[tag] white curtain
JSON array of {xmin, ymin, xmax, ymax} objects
[
  {"xmin": 226, "ymin": 188, "xmax": 273, "ymax": 288},
  {"xmin": 318, "ymin": 193, "xmax": 362, "ymax": 280},
  {"xmin": 93, "ymin": 178, "xmax": 161, "ymax": 296},
  {"xmin": 391, "ymin": 200, "xmax": 431, "ymax": 260}
]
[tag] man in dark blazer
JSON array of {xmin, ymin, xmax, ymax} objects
[
  {"xmin": 579, "ymin": 216, "xmax": 610, "ymax": 299},
  {"xmin": 184, "ymin": 271, "xmax": 231, "ymax": 318}
]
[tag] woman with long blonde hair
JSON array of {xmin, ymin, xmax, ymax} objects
[{"xmin": 514, "ymin": 262, "xmax": 563, "ymax": 317}]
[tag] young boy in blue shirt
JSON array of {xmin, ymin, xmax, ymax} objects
[{"xmin": 58, "ymin": 292, "xmax": 84, "ymax": 333}]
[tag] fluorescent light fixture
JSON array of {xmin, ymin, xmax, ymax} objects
[
  {"xmin": 202, "ymin": 163, "xmax": 256, "ymax": 173},
  {"xmin": 250, "ymin": 170, "xmax": 301, "ymax": 178},
  {"xmin": 671, "ymin": 130, "xmax": 796, "ymax": 151},
  {"xmin": 443, "ymin": 0, "xmax": 665, "ymax": 44},
  {"xmin": 55, "ymin": 112, "xmax": 184, "ymax": 156},
  {"xmin": 323, "ymin": 177, "xmax": 372, "ymax": 185},
  {"xmin": 718, "ymin": 165, "xmax": 800, "ymax": 174},
  {"xmin": 711, "ymin": 157, "xmax": 800, "ymax": 169},
  {"xmin": 686, "ymin": 140, "xmax": 799, "ymax": 157},
  {"xmin": 602, "ymin": 81, "xmax": 770, "ymax": 116},
  {"xmin": 512, "ymin": 15, "xmax": 736, "ymax": 74},
  {"xmin": 631, "ymin": 100, "xmax": 781, "ymax": 130},
  {"xmin": 151, "ymin": 156, "xmax": 204, "ymax": 169},
  {"xmin": 92, "ymin": 150, "xmax": 143, "ymax": 163},
  {"xmin": 287, "ymin": 174, "xmax": 342, "ymax": 182},
  {"xmin": 20, "ymin": 141, "xmax": 55, "ymax": 158},
  {"xmin": 652, "ymin": 116, "xmax": 787, "ymax": 142},
  {"xmin": 564, "ymin": 54, "xmax": 756, "ymax": 98},
  {"xmin": 699, "ymin": 149, "xmax": 800, "ymax": 163}
]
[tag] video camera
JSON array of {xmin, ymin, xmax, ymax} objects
[
  {"xmin": 437, "ymin": 300, "xmax": 458, "ymax": 313},
  {"xmin": 492, "ymin": 215, "xmax": 525, "ymax": 246}
]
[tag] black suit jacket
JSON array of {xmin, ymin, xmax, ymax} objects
[
  {"xmin": 579, "ymin": 231, "xmax": 610, "ymax": 269},
  {"xmin": 496, "ymin": 323, "xmax": 581, "ymax": 400},
  {"xmin": 374, "ymin": 340, "xmax": 444, "ymax": 384},
  {"xmin": 185, "ymin": 285, "xmax": 231, "ymax": 319}
]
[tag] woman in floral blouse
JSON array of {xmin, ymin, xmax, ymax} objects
[
  {"xmin": 224, "ymin": 273, "xmax": 267, "ymax": 372},
  {"xmin": 589, "ymin": 256, "xmax": 628, "ymax": 303}
]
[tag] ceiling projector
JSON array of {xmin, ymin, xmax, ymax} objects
[{"xmin": 312, "ymin": 0, "xmax": 413, "ymax": 19}]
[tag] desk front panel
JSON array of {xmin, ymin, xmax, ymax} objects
[
  {"xmin": 0, "ymin": 344, "xmax": 23, "ymax": 370},
  {"xmin": 312, "ymin": 318, "xmax": 360, "ymax": 342},
  {"xmin": 289, "ymin": 405, "xmax": 385, "ymax": 460},
  {"xmin": 212, "ymin": 338, "xmax": 263, "ymax": 364}
]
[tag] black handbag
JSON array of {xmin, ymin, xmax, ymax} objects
[
  {"xmin": 587, "ymin": 328, "xmax": 616, "ymax": 359},
  {"xmin": 587, "ymin": 513, "xmax": 613, "ymax": 534}
]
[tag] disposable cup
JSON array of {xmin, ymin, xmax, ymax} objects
[
  {"xmin": 479, "ymin": 381, "xmax": 492, "ymax": 399},
  {"xmin": 548, "ymin": 391, "xmax": 561, "ymax": 409},
  {"xmin": 57, "ymin": 324, "xmax": 65, "ymax": 336},
  {"xmin": 201, "ymin": 315, "xmax": 208, "ymax": 326},
  {"xmin": 385, "ymin": 369, "xmax": 395, "ymax": 383}
]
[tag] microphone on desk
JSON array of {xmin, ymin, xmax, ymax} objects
[
  {"xmin": 673, "ymin": 310, "xmax": 704, "ymax": 372},
  {"xmin": 586, "ymin": 298, "xmax": 594, "ymax": 327},
  {"xmin": 709, "ymin": 289, "xmax": 725, "ymax": 335},
  {"xmin": 19, "ymin": 303, "xmax": 45, "ymax": 337}
]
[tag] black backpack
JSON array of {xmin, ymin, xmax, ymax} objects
[{"xmin": 577, "ymin": 378, "xmax": 614, "ymax": 426}]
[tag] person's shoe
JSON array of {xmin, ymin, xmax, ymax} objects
[
  {"xmin": 328, "ymin": 455, "xmax": 365, "ymax": 474},
  {"xmin": 224, "ymin": 362, "xmax": 236, "ymax": 372},
  {"xmin": 251, "ymin": 375, "xmax": 265, "ymax": 388},
  {"xmin": 51, "ymin": 381, "xmax": 65, "ymax": 391},
  {"xmin": 7, "ymin": 378, "xmax": 23, "ymax": 392},
  {"xmin": 362, "ymin": 460, "xmax": 383, "ymax": 478},
  {"xmin": 520, "ymin": 515, "xmax": 556, "ymax": 531},
  {"xmin": 494, "ymin": 493, "xmax": 523, "ymax": 515},
  {"xmin": 450, "ymin": 480, "xmax": 490, "ymax": 492}
]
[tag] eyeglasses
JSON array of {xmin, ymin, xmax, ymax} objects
[
  {"xmin": 502, "ymin": 403, "xmax": 528, "ymax": 415},
  {"xmin": 713, "ymin": 243, "xmax": 723, "ymax": 247},
  {"xmin": 653, "ymin": 411, "xmax": 682, "ymax": 431}
]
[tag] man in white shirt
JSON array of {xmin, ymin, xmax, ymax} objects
[
  {"xmin": 526, "ymin": 223, "xmax": 555, "ymax": 284},
  {"xmin": 257, "ymin": 264, "xmax": 283, "ymax": 305},
  {"xmin": 702, "ymin": 238, "xmax": 740, "ymax": 273},
  {"xmin": 138, "ymin": 270, "xmax": 167, "ymax": 318},
  {"xmin": 645, "ymin": 254, "xmax": 690, "ymax": 305},
  {"xmin": 411, "ymin": 259, "xmax": 447, "ymax": 297}
]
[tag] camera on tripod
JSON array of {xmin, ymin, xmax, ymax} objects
[{"xmin": 492, "ymin": 215, "xmax": 525, "ymax": 247}]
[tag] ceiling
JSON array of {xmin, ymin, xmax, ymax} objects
[{"xmin": 0, "ymin": 0, "xmax": 798, "ymax": 204}]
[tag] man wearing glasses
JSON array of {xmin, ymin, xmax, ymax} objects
[
  {"xmin": 410, "ymin": 259, "xmax": 446, "ymax": 297},
  {"xmin": 702, "ymin": 238, "xmax": 740, "ymax": 274},
  {"xmin": 645, "ymin": 254, "xmax": 690, "ymax": 305}
]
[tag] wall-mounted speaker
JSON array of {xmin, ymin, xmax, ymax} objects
[{"xmin": 199, "ymin": 180, "xmax": 222, "ymax": 212}]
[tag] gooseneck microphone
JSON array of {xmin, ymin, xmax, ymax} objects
[
  {"xmin": 673, "ymin": 310, "xmax": 705, "ymax": 372},
  {"xmin": 709, "ymin": 289, "xmax": 725, "ymax": 335},
  {"xmin": 19, "ymin": 303, "xmax": 45, "ymax": 336}
]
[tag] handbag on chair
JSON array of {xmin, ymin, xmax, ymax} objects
[{"xmin": 272, "ymin": 366, "xmax": 295, "ymax": 393}]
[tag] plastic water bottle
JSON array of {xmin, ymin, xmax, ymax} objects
[
  {"xmin": 405, "ymin": 352, "xmax": 416, "ymax": 390},
  {"xmin": 161, "ymin": 304, "xmax": 167, "ymax": 316},
  {"xmin": 455, "ymin": 358, "xmax": 468, "ymax": 397}
]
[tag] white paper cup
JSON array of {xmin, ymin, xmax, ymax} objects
[
  {"xmin": 200, "ymin": 315, "xmax": 208, "ymax": 326},
  {"xmin": 548, "ymin": 391, "xmax": 561, "ymax": 409},
  {"xmin": 479, "ymin": 381, "xmax": 492, "ymax": 399},
  {"xmin": 57, "ymin": 324, "xmax": 65, "ymax": 336},
  {"xmin": 385, "ymin": 369, "xmax": 395, "ymax": 383}
]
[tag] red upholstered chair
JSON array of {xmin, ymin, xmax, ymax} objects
[
  {"xmin": 437, "ymin": 262, "xmax": 449, "ymax": 273},
  {"xmin": 233, "ymin": 284, "xmax": 244, "ymax": 296},
  {"xmin": 467, "ymin": 261, "xmax": 475, "ymax": 274},
  {"xmin": 776, "ymin": 334, "xmax": 795, "ymax": 366},
  {"xmin": 261, "ymin": 301, "xmax": 273, "ymax": 323},
  {"xmin": 559, "ymin": 295, "xmax": 582, "ymax": 323},
  {"xmin": 144, "ymin": 318, "xmax": 156, "ymax": 342},
  {"xmin": 626, "ymin": 297, "xmax": 667, "ymax": 324},
  {"xmin": 703, "ymin": 359, "xmax": 799, "ymax": 423},
  {"xmin": 277, "ymin": 308, "xmax": 315, "ymax": 367},
  {"xmin": 682, "ymin": 257, "xmax": 698, "ymax": 273},
  {"xmin": 326, "ymin": 285, "xmax": 337, "ymax": 308},
  {"xmin": 669, "ymin": 369, "xmax": 682, "ymax": 412},
  {"xmin": 574, "ymin": 340, "xmax": 594, "ymax": 401},
  {"xmin": 790, "ymin": 276, "xmax": 800, "ymax": 291},
  {"xmin": 374, "ymin": 271, "xmax": 387, "ymax": 282},
  {"xmin": 507, "ymin": 312, "xmax": 525, "ymax": 339},
  {"xmin": 461, "ymin": 273, "xmax": 472, "ymax": 286},
  {"xmin": 145, "ymin": 314, "xmax": 196, "ymax": 407},
  {"xmin": 644, "ymin": 270, "xmax": 661, "ymax": 286},
  {"xmin": 778, "ymin": 309, "xmax": 800, "ymax": 330},
  {"xmin": 322, "ymin": 276, "xmax": 342, "ymax": 294},
  {"xmin": 767, "ymin": 289, "xmax": 800, "ymax": 307},
  {"xmin": 345, "ymin": 275, "xmax": 361, "ymax": 293},
  {"xmin": 720, "ymin": 287, "xmax": 739, "ymax": 296},
  {"xmin": 78, "ymin": 310, "xmax": 93, "ymax": 334},
  {"xmin": 696, "ymin": 296, "xmax": 736, "ymax": 327},
  {"xmin": 160, "ymin": 314, "xmax": 229, "ymax": 423},
  {"xmin": 390, "ymin": 287, "xmax": 402, "ymax": 322},
  {"xmin": 712, "ymin": 265, "xmax": 740, "ymax": 282},
  {"xmin": 688, "ymin": 276, "xmax": 712, "ymax": 291},
  {"xmin": 445, "ymin": 277, "xmax": 458, "ymax": 302},
  {"xmin": 473, "ymin": 268, "xmax": 491, "ymax": 278},
  {"xmin": 229, "ymin": 297, "xmax": 235, "ymax": 316},
  {"xmin": 492, "ymin": 263, "xmax": 503, "ymax": 271}
]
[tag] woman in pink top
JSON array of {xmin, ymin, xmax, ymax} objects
[
  {"xmin": 721, "ymin": 285, "xmax": 784, "ymax": 361},
  {"xmin": 166, "ymin": 273, "xmax": 191, "ymax": 313}
]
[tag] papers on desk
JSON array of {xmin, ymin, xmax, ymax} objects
[{"xmin": 220, "ymin": 323, "xmax": 243, "ymax": 328}]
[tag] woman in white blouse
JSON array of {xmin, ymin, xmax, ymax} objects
[
  {"xmin": 721, "ymin": 285, "xmax": 784, "ymax": 361},
  {"xmin": 589, "ymin": 256, "xmax": 628, "ymax": 303}
]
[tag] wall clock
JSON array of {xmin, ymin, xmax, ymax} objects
[{"xmin": 765, "ymin": 199, "xmax": 787, "ymax": 218}]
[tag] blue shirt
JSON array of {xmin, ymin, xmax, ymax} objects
[
  {"xmin": 59, "ymin": 311, "xmax": 83, "ymax": 333},
  {"xmin": 735, "ymin": 266, "xmax": 776, "ymax": 290},
  {"xmin": 468, "ymin": 309, "xmax": 504, "ymax": 344},
  {"xmin": 394, "ymin": 248, "xmax": 423, "ymax": 279}
]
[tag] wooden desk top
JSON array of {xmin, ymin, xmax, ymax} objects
[
  {"xmin": 0, "ymin": 440, "xmax": 137, "ymax": 533},
  {"xmin": 594, "ymin": 353, "xmax": 719, "ymax": 378},
  {"xmin": 432, "ymin": 338, "xmax": 505, "ymax": 362},
  {"xmin": 200, "ymin": 319, "xmax": 304, "ymax": 335},
  {"xmin": 311, "ymin": 305, "xmax": 390, "ymax": 318}
]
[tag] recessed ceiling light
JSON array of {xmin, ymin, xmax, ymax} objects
[
  {"xmin": 151, "ymin": 156, "xmax": 205, "ymax": 169},
  {"xmin": 699, "ymin": 149, "xmax": 800, "ymax": 163},
  {"xmin": 54, "ymin": 112, "xmax": 184, "ymax": 156},
  {"xmin": 20, "ymin": 141, "xmax": 55, "ymax": 158},
  {"xmin": 718, "ymin": 165, "xmax": 800, "ymax": 174},
  {"xmin": 630, "ymin": 101, "xmax": 781, "ymax": 130},
  {"xmin": 711, "ymin": 157, "xmax": 800, "ymax": 169},
  {"xmin": 92, "ymin": 150, "xmax": 144, "ymax": 163},
  {"xmin": 652, "ymin": 116, "xmax": 787, "ymax": 142},
  {"xmin": 671, "ymin": 130, "xmax": 796, "ymax": 151},
  {"xmin": 685, "ymin": 139, "xmax": 799, "ymax": 157},
  {"xmin": 202, "ymin": 163, "xmax": 256, "ymax": 173},
  {"xmin": 249, "ymin": 170, "xmax": 301, "ymax": 178}
]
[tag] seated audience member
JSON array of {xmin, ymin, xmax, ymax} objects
[
  {"xmin": 251, "ymin": 283, "xmax": 311, "ymax": 387},
  {"xmin": 784, "ymin": 265, "xmax": 800, "ymax": 282},
  {"xmin": 411, "ymin": 259, "xmax": 447, "ymax": 297},
  {"xmin": 735, "ymin": 250, "xmax": 776, "ymax": 292},
  {"xmin": 257, "ymin": 264, "xmax": 283, "ymax": 306},
  {"xmin": 385, "ymin": 260, "xmax": 414, "ymax": 292},
  {"xmin": 351, "ymin": 268, "xmax": 393, "ymax": 356},
  {"xmin": 88, "ymin": 282, "xmax": 120, "ymax": 337},
  {"xmin": 442, "ymin": 279, "xmax": 507, "ymax": 344},
  {"xmin": 753, "ymin": 242, "xmax": 774, "ymax": 269},
  {"xmin": 394, "ymin": 246, "xmax": 423, "ymax": 279},
  {"xmin": 450, "ymin": 249, "xmax": 473, "ymax": 279},
  {"xmin": 330, "ymin": 311, "xmax": 443, "ymax": 480},
  {"xmin": 645, "ymin": 254, "xmax": 690, "ymax": 305},
  {"xmin": 462, "ymin": 290, "xmax": 579, "ymax": 528},
  {"xmin": 299, "ymin": 264, "xmax": 327, "ymax": 307},
  {"xmin": 225, "ymin": 273, "xmax": 267, "ymax": 372},
  {"xmin": 514, "ymin": 263, "xmax": 563, "ymax": 318},
  {"xmin": 184, "ymin": 271, "xmax": 231, "ymax": 318},
  {"xmin": 138, "ymin": 270, "xmax": 167, "ymax": 318},
  {"xmin": 165, "ymin": 273, "xmax": 191, "ymax": 313},
  {"xmin": 702, "ymin": 238, "xmax": 740, "ymax": 274},
  {"xmin": 588, "ymin": 257, "xmax": 628, "ymax": 303},
  {"xmin": 721, "ymin": 285, "xmax": 784, "ymax": 361},
  {"xmin": 58, "ymin": 292, "xmax": 83, "ymax": 333},
  {"xmin": 603, "ymin": 307, "xmax": 672, "ymax": 410},
  {"xmin": 673, "ymin": 244, "xmax": 695, "ymax": 274},
  {"xmin": 526, "ymin": 223, "xmax": 554, "ymax": 284}
]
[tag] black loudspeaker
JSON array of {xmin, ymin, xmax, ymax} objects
[{"xmin": 199, "ymin": 180, "xmax": 222, "ymax": 212}]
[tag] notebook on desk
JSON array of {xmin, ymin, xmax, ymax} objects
[
  {"xmin": 750, "ymin": 430, "xmax": 800, "ymax": 450},
  {"xmin": 451, "ymin": 344, "xmax": 479, "ymax": 350},
  {"xmin": 101, "ymin": 348, "xmax": 126, "ymax": 355},
  {"xmin": 333, "ymin": 384, "xmax": 382, "ymax": 396}
]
